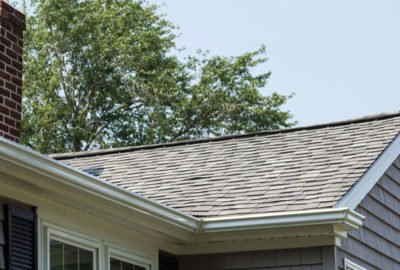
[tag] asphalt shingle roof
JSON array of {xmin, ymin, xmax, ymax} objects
[{"xmin": 53, "ymin": 113, "xmax": 400, "ymax": 217}]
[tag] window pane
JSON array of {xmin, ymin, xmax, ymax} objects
[
  {"xmin": 64, "ymin": 243, "xmax": 78, "ymax": 270},
  {"xmin": 110, "ymin": 258, "xmax": 121, "ymax": 270},
  {"xmin": 50, "ymin": 240, "xmax": 63, "ymax": 270},
  {"xmin": 50, "ymin": 239, "xmax": 94, "ymax": 270},
  {"xmin": 122, "ymin": 261, "xmax": 134, "ymax": 270},
  {"xmin": 111, "ymin": 257, "xmax": 144, "ymax": 270},
  {"xmin": 79, "ymin": 248, "xmax": 94, "ymax": 270}
]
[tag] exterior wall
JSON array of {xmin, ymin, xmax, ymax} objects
[
  {"xmin": 337, "ymin": 157, "xmax": 400, "ymax": 269},
  {"xmin": 179, "ymin": 246, "xmax": 336, "ymax": 270},
  {"xmin": 0, "ymin": 0, "xmax": 25, "ymax": 142},
  {"xmin": 0, "ymin": 172, "xmax": 177, "ymax": 270},
  {"xmin": 0, "ymin": 199, "xmax": 4, "ymax": 269}
]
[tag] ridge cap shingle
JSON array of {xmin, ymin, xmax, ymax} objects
[{"xmin": 51, "ymin": 111, "xmax": 400, "ymax": 160}]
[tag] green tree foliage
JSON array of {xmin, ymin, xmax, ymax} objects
[{"xmin": 21, "ymin": 0, "xmax": 294, "ymax": 153}]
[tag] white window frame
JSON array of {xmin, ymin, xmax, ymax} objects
[
  {"xmin": 105, "ymin": 245, "xmax": 152, "ymax": 270},
  {"xmin": 39, "ymin": 219, "xmax": 154, "ymax": 270},
  {"xmin": 344, "ymin": 258, "xmax": 367, "ymax": 270},
  {"xmin": 41, "ymin": 221, "xmax": 101, "ymax": 270}
]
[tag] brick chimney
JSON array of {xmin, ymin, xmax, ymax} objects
[{"xmin": 0, "ymin": 0, "xmax": 24, "ymax": 142}]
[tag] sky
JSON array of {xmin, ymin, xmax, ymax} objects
[
  {"xmin": 14, "ymin": 0, "xmax": 400, "ymax": 126},
  {"xmin": 150, "ymin": 0, "xmax": 400, "ymax": 126}
]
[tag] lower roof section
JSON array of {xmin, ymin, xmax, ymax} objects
[
  {"xmin": 0, "ymin": 136, "xmax": 364, "ymax": 249},
  {"xmin": 54, "ymin": 113, "xmax": 400, "ymax": 217}
]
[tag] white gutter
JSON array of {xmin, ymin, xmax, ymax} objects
[
  {"xmin": 0, "ymin": 137, "xmax": 365, "ymax": 240},
  {"xmin": 0, "ymin": 137, "xmax": 199, "ymax": 231},
  {"xmin": 199, "ymin": 207, "xmax": 364, "ymax": 233}
]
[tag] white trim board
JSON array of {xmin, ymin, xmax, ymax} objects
[{"xmin": 336, "ymin": 133, "xmax": 400, "ymax": 210}]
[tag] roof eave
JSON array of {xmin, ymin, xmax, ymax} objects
[
  {"xmin": 199, "ymin": 207, "xmax": 364, "ymax": 233},
  {"xmin": 0, "ymin": 137, "xmax": 199, "ymax": 232},
  {"xmin": 0, "ymin": 137, "xmax": 365, "ymax": 245}
]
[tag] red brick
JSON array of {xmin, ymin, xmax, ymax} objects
[
  {"xmin": 4, "ymin": 98, "xmax": 16, "ymax": 109},
  {"xmin": 0, "ymin": 122, "xmax": 8, "ymax": 132},
  {"xmin": 0, "ymin": 0, "xmax": 24, "ymax": 141},
  {"xmin": 10, "ymin": 110, "xmax": 19, "ymax": 119},
  {"xmin": 11, "ymin": 92, "xmax": 20, "ymax": 103},
  {"xmin": 0, "ymin": 36, "xmax": 11, "ymax": 47},
  {"xmin": 4, "ymin": 116, "xmax": 14, "ymax": 126},
  {"xmin": 0, "ymin": 52, "xmax": 10, "ymax": 64},
  {"xmin": 0, "ymin": 87, "xmax": 10, "ymax": 97},
  {"xmin": 6, "ymin": 65, "xmax": 17, "ymax": 76},
  {"xmin": 5, "ymin": 48, "xmax": 17, "ymax": 60},
  {"xmin": 9, "ymin": 127, "xmax": 19, "ymax": 137},
  {"xmin": 5, "ymin": 81, "xmax": 16, "ymax": 91},
  {"xmin": 11, "ymin": 76, "xmax": 21, "ymax": 86},
  {"xmin": 6, "ymin": 31, "xmax": 17, "ymax": 43},
  {"xmin": 0, "ymin": 105, "xmax": 9, "ymax": 115},
  {"xmin": 0, "ymin": 70, "xmax": 10, "ymax": 80},
  {"xmin": 11, "ymin": 59, "xmax": 22, "ymax": 70}
]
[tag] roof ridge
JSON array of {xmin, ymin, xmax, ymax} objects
[{"xmin": 51, "ymin": 111, "xmax": 400, "ymax": 160}]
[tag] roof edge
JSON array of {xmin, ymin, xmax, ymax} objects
[
  {"xmin": 199, "ymin": 207, "xmax": 365, "ymax": 233},
  {"xmin": 52, "ymin": 111, "xmax": 400, "ymax": 159},
  {"xmin": 336, "ymin": 131, "xmax": 400, "ymax": 209},
  {"xmin": 0, "ymin": 137, "xmax": 366, "ymax": 242},
  {"xmin": 0, "ymin": 137, "xmax": 199, "ymax": 233}
]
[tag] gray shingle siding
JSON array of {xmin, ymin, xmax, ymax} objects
[
  {"xmin": 0, "ymin": 200, "xmax": 5, "ymax": 269},
  {"xmin": 178, "ymin": 247, "xmax": 330, "ymax": 270},
  {"xmin": 336, "ymin": 156, "xmax": 400, "ymax": 269}
]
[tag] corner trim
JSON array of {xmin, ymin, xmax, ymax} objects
[{"xmin": 344, "ymin": 258, "xmax": 367, "ymax": 270}]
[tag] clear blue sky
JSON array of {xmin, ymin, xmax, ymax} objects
[{"xmin": 151, "ymin": 0, "xmax": 400, "ymax": 126}]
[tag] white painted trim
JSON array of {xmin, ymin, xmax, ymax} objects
[
  {"xmin": 344, "ymin": 258, "xmax": 367, "ymax": 270},
  {"xmin": 336, "ymin": 133, "xmax": 400, "ymax": 209},
  {"xmin": 43, "ymin": 222, "xmax": 101, "ymax": 270},
  {"xmin": 106, "ymin": 245, "xmax": 152, "ymax": 270},
  {"xmin": 0, "ymin": 137, "xmax": 198, "ymax": 231},
  {"xmin": 199, "ymin": 207, "xmax": 365, "ymax": 233},
  {"xmin": 0, "ymin": 137, "xmax": 365, "ymax": 244}
]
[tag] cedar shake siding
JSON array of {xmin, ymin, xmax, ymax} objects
[
  {"xmin": 336, "ymin": 156, "xmax": 400, "ymax": 269},
  {"xmin": 0, "ymin": 0, "xmax": 24, "ymax": 142},
  {"xmin": 178, "ymin": 246, "xmax": 335, "ymax": 270},
  {"xmin": 0, "ymin": 200, "xmax": 5, "ymax": 269}
]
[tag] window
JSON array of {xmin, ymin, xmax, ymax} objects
[
  {"xmin": 50, "ymin": 239, "xmax": 94, "ymax": 270},
  {"xmin": 41, "ymin": 222, "xmax": 152, "ymax": 270},
  {"xmin": 107, "ymin": 247, "xmax": 151, "ymax": 270},
  {"xmin": 110, "ymin": 258, "xmax": 145, "ymax": 270},
  {"xmin": 344, "ymin": 259, "xmax": 367, "ymax": 270},
  {"xmin": 42, "ymin": 223, "xmax": 100, "ymax": 270}
]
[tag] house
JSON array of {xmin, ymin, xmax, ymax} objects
[{"xmin": 0, "ymin": 2, "xmax": 399, "ymax": 270}]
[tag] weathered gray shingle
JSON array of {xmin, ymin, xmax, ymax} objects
[{"xmin": 53, "ymin": 113, "xmax": 400, "ymax": 217}]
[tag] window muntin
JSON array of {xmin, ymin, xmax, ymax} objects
[
  {"xmin": 110, "ymin": 257, "xmax": 145, "ymax": 270},
  {"xmin": 106, "ymin": 246, "xmax": 151, "ymax": 270},
  {"xmin": 50, "ymin": 239, "xmax": 94, "ymax": 270},
  {"xmin": 42, "ymin": 222, "xmax": 152, "ymax": 270}
]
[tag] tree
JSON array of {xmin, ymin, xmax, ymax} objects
[{"xmin": 21, "ymin": 0, "xmax": 294, "ymax": 153}]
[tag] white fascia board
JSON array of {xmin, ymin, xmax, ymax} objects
[
  {"xmin": 199, "ymin": 207, "xmax": 365, "ymax": 233},
  {"xmin": 336, "ymin": 133, "xmax": 400, "ymax": 210},
  {"xmin": 0, "ymin": 138, "xmax": 199, "ymax": 231}
]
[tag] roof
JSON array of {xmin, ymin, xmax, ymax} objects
[{"xmin": 53, "ymin": 113, "xmax": 400, "ymax": 217}]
